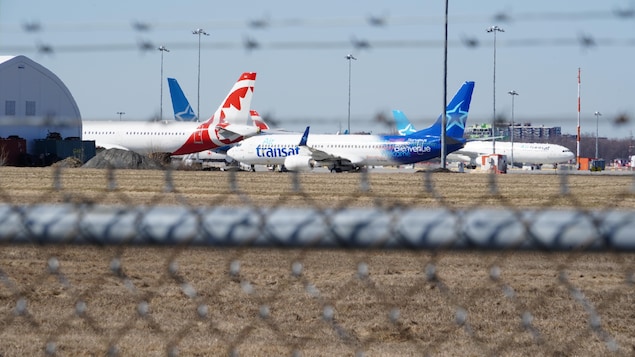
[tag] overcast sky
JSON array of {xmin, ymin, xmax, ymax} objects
[{"xmin": 1, "ymin": 0, "xmax": 634, "ymax": 138}]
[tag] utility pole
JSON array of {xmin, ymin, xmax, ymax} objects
[
  {"xmin": 158, "ymin": 45, "xmax": 170, "ymax": 120},
  {"xmin": 594, "ymin": 111, "xmax": 602, "ymax": 158},
  {"xmin": 508, "ymin": 90, "xmax": 518, "ymax": 166},
  {"xmin": 192, "ymin": 29, "xmax": 209, "ymax": 121},
  {"xmin": 345, "ymin": 54, "xmax": 357, "ymax": 134},
  {"xmin": 441, "ymin": 0, "xmax": 449, "ymax": 169},
  {"xmin": 486, "ymin": 25, "xmax": 504, "ymax": 154}
]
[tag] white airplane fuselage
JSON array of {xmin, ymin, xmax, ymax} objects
[
  {"xmin": 448, "ymin": 141, "xmax": 574, "ymax": 165},
  {"xmin": 227, "ymin": 131, "xmax": 457, "ymax": 168},
  {"xmin": 82, "ymin": 120, "xmax": 254, "ymax": 155},
  {"xmin": 83, "ymin": 120, "xmax": 200, "ymax": 154}
]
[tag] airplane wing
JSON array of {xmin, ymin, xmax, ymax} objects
[
  {"xmin": 448, "ymin": 143, "xmax": 488, "ymax": 166},
  {"xmin": 466, "ymin": 136, "xmax": 504, "ymax": 142},
  {"xmin": 301, "ymin": 145, "xmax": 363, "ymax": 165},
  {"xmin": 448, "ymin": 149, "xmax": 479, "ymax": 161},
  {"xmin": 298, "ymin": 126, "xmax": 363, "ymax": 166}
]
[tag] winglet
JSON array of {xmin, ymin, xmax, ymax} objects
[
  {"xmin": 299, "ymin": 126, "xmax": 310, "ymax": 146},
  {"xmin": 250, "ymin": 110, "xmax": 270, "ymax": 130}
]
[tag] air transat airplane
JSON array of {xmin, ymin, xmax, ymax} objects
[
  {"xmin": 166, "ymin": 77, "xmax": 270, "ymax": 165},
  {"xmin": 392, "ymin": 109, "xmax": 575, "ymax": 166},
  {"xmin": 82, "ymin": 72, "xmax": 259, "ymax": 156},
  {"xmin": 227, "ymin": 81, "xmax": 475, "ymax": 172}
]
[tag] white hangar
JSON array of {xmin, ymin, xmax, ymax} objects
[{"xmin": 0, "ymin": 55, "xmax": 82, "ymax": 154}]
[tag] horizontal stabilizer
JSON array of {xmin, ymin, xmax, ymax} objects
[{"xmin": 216, "ymin": 123, "xmax": 261, "ymax": 138}]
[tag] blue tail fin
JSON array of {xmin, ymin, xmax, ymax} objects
[
  {"xmin": 410, "ymin": 81, "xmax": 475, "ymax": 138},
  {"xmin": 299, "ymin": 126, "xmax": 310, "ymax": 146},
  {"xmin": 393, "ymin": 109, "xmax": 417, "ymax": 135},
  {"xmin": 167, "ymin": 78, "xmax": 197, "ymax": 121}
]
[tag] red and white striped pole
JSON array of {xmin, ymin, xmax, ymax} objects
[{"xmin": 577, "ymin": 67, "xmax": 581, "ymax": 170}]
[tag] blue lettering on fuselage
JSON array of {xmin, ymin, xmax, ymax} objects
[{"xmin": 256, "ymin": 145, "xmax": 300, "ymax": 158}]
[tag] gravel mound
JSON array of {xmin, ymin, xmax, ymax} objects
[
  {"xmin": 82, "ymin": 148, "xmax": 164, "ymax": 170},
  {"xmin": 51, "ymin": 157, "xmax": 83, "ymax": 168}
]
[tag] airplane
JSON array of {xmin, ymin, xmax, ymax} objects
[
  {"xmin": 448, "ymin": 141, "xmax": 575, "ymax": 168},
  {"xmin": 167, "ymin": 77, "xmax": 197, "ymax": 121},
  {"xmin": 392, "ymin": 109, "xmax": 575, "ymax": 167},
  {"xmin": 165, "ymin": 76, "xmax": 271, "ymax": 167},
  {"xmin": 179, "ymin": 110, "xmax": 270, "ymax": 166},
  {"xmin": 226, "ymin": 81, "xmax": 475, "ymax": 172},
  {"xmin": 83, "ymin": 72, "xmax": 260, "ymax": 156}
]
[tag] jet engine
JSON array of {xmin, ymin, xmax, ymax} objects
[{"xmin": 283, "ymin": 155, "xmax": 315, "ymax": 172}]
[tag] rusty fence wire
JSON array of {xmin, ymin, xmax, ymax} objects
[{"xmin": 0, "ymin": 167, "xmax": 634, "ymax": 356}]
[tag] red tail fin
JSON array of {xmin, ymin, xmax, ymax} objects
[
  {"xmin": 250, "ymin": 110, "xmax": 270, "ymax": 130},
  {"xmin": 204, "ymin": 72, "xmax": 256, "ymax": 125}
]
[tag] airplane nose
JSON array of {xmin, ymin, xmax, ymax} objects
[{"xmin": 226, "ymin": 147, "xmax": 241, "ymax": 160}]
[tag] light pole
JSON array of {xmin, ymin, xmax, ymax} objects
[
  {"xmin": 594, "ymin": 111, "xmax": 602, "ymax": 158},
  {"xmin": 345, "ymin": 54, "xmax": 357, "ymax": 134},
  {"xmin": 441, "ymin": 0, "xmax": 449, "ymax": 169},
  {"xmin": 508, "ymin": 90, "xmax": 518, "ymax": 167},
  {"xmin": 487, "ymin": 25, "xmax": 504, "ymax": 154},
  {"xmin": 158, "ymin": 45, "xmax": 170, "ymax": 121},
  {"xmin": 116, "ymin": 111, "xmax": 125, "ymax": 121},
  {"xmin": 192, "ymin": 28, "xmax": 209, "ymax": 121}
]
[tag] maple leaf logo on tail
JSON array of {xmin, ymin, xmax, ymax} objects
[
  {"xmin": 172, "ymin": 73, "xmax": 257, "ymax": 155},
  {"xmin": 205, "ymin": 72, "xmax": 256, "ymax": 126}
]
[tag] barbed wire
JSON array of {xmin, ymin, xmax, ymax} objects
[
  {"xmin": 5, "ymin": 7, "xmax": 635, "ymax": 34},
  {"xmin": 2, "ymin": 7, "xmax": 635, "ymax": 55},
  {"xmin": 4, "ymin": 36, "xmax": 635, "ymax": 56}
]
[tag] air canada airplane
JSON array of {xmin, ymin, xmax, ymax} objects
[
  {"xmin": 392, "ymin": 109, "xmax": 575, "ymax": 167},
  {"xmin": 179, "ymin": 110, "xmax": 270, "ymax": 165},
  {"xmin": 227, "ymin": 81, "xmax": 475, "ymax": 172},
  {"xmin": 82, "ymin": 72, "xmax": 259, "ymax": 156},
  {"xmin": 166, "ymin": 77, "xmax": 270, "ymax": 165}
]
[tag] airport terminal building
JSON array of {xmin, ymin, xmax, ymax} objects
[
  {"xmin": 0, "ymin": 55, "xmax": 93, "ymax": 165},
  {"xmin": 466, "ymin": 123, "xmax": 562, "ymax": 141}
]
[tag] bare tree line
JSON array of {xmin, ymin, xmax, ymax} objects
[{"xmin": 541, "ymin": 134, "xmax": 633, "ymax": 163}]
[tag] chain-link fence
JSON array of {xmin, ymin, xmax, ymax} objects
[{"xmin": 1, "ymin": 166, "xmax": 634, "ymax": 356}]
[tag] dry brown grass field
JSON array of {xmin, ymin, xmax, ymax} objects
[{"xmin": 0, "ymin": 167, "xmax": 634, "ymax": 356}]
